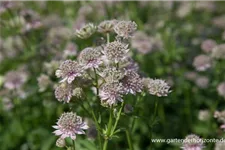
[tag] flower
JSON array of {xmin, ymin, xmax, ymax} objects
[
  {"xmin": 217, "ymin": 82, "xmax": 225, "ymax": 98},
  {"xmin": 37, "ymin": 74, "xmax": 51, "ymax": 92},
  {"xmin": 120, "ymin": 57, "xmax": 140, "ymax": 72},
  {"xmin": 212, "ymin": 15, "xmax": 225, "ymax": 29},
  {"xmin": 195, "ymin": 76, "xmax": 209, "ymax": 89},
  {"xmin": 75, "ymin": 23, "xmax": 96, "ymax": 39},
  {"xmin": 55, "ymin": 83, "xmax": 73, "ymax": 103},
  {"xmin": 120, "ymin": 70, "xmax": 143, "ymax": 94},
  {"xmin": 201, "ymin": 39, "xmax": 217, "ymax": 53},
  {"xmin": 98, "ymin": 20, "xmax": 118, "ymax": 33},
  {"xmin": 53, "ymin": 112, "xmax": 89, "ymax": 140},
  {"xmin": 211, "ymin": 44, "xmax": 225, "ymax": 59},
  {"xmin": 2, "ymin": 97, "xmax": 14, "ymax": 111},
  {"xmin": 56, "ymin": 138, "xmax": 66, "ymax": 148},
  {"xmin": 73, "ymin": 87, "xmax": 84, "ymax": 99},
  {"xmin": 198, "ymin": 110, "xmax": 210, "ymax": 121},
  {"xmin": 114, "ymin": 21, "xmax": 137, "ymax": 38},
  {"xmin": 99, "ymin": 67, "xmax": 124, "ymax": 83},
  {"xmin": 214, "ymin": 110, "xmax": 225, "ymax": 123},
  {"xmin": 103, "ymin": 41, "xmax": 129, "ymax": 63},
  {"xmin": 184, "ymin": 71, "xmax": 198, "ymax": 81},
  {"xmin": 4, "ymin": 70, "xmax": 27, "ymax": 90},
  {"xmin": 143, "ymin": 78, "xmax": 171, "ymax": 97},
  {"xmin": 56, "ymin": 60, "xmax": 84, "ymax": 84},
  {"xmin": 193, "ymin": 54, "xmax": 211, "ymax": 71},
  {"xmin": 131, "ymin": 31, "xmax": 153, "ymax": 54},
  {"xmin": 181, "ymin": 134, "xmax": 204, "ymax": 150},
  {"xmin": 99, "ymin": 82, "xmax": 124, "ymax": 107},
  {"xmin": 214, "ymin": 140, "xmax": 225, "ymax": 150},
  {"xmin": 78, "ymin": 47, "xmax": 102, "ymax": 69},
  {"xmin": 63, "ymin": 42, "xmax": 78, "ymax": 58}
]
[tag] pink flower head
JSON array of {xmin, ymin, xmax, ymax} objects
[
  {"xmin": 53, "ymin": 112, "xmax": 88, "ymax": 140},
  {"xmin": 56, "ymin": 60, "xmax": 84, "ymax": 84}
]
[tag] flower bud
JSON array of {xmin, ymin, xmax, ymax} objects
[{"xmin": 75, "ymin": 23, "xmax": 96, "ymax": 39}]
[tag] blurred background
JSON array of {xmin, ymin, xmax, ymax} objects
[{"xmin": 0, "ymin": 1, "xmax": 225, "ymax": 150}]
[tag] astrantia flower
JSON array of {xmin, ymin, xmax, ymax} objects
[
  {"xmin": 184, "ymin": 71, "xmax": 198, "ymax": 81},
  {"xmin": 78, "ymin": 47, "xmax": 102, "ymax": 69},
  {"xmin": 4, "ymin": 70, "xmax": 27, "ymax": 90},
  {"xmin": 56, "ymin": 60, "xmax": 84, "ymax": 84},
  {"xmin": 198, "ymin": 110, "xmax": 210, "ymax": 121},
  {"xmin": 114, "ymin": 21, "xmax": 137, "ymax": 38},
  {"xmin": 211, "ymin": 44, "xmax": 225, "ymax": 59},
  {"xmin": 212, "ymin": 15, "xmax": 225, "ymax": 29},
  {"xmin": 44, "ymin": 60, "xmax": 60, "ymax": 76},
  {"xmin": 193, "ymin": 54, "xmax": 211, "ymax": 71},
  {"xmin": 181, "ymin": 134, "xmax": 204, "ymax": 150},
  {"xmin": 73, "ymin": 87, "xmax": 84, "ymax": 99},
  {"xmin": 214, "ymin": 141, "xmax": 225, "ymax": 150},
  {"xmin": 131, "ymin": 31, "xmax": 153, "ymax": 54},
  {"xmin": 214, "ymin": 110, "xmax": 225, "ymax": 123},
  {"xmin": 56, "ymin": 138, "xmax": 65, "ymax": 148},
  {"xmin": 53, "ymin": 112, "xmax": 89, "ymax": 140},
  {"xmin": 103, "ymin": 41, "xmax": 129, "ymax": 63},
  {"xmin": 37, "ymin": 74, "xmax": 51, "ymax": 92},
  {"xmin": 63, "ymin": 42, "xmax": 77, "ymax": 58},
  {"xmin": 75, "ymin": 23, "xmax": 96, "ymax": 39},
  {"xmin": 195, "ymin": 76, "xmax": 209, "ymax": 89},
  {"xmin": 121, "ymin": 57, "xmax": 140, "ymax": 72},
  {"xmin": 98, "ymin": 20, "xmax": 118, "ymax": 33},
  {"xmin": 143, "ymin": 78, "xmax": 171, "ymax": 97},
  {"xmin": 201, "ymin": 39, "xmax": 217, "ymax": 53},
  {"xmin": 55, "ymin": 83, "xmax": 73, "ymax": 103},
  {"xmin": 99, "ymin": 82, "xmax": 124, "ymax": 107},
  {"xmin": 120, "ymin": 70, "xmax": 143, "ymax": 94},
  {"xmin": 99, "ymin": 67, "xmax": 124, "ymax": 83},
  {"xmin": 217, "ymin": 82, "xmax": 225, "ymax": 98}
]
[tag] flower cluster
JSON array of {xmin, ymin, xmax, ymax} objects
[
  {"xmin": 53, "ymin": 20, "xmax": 171, "ymax": 147},
  {"xmin": 181, "ymin": 134, "xmax": 204, "ymax": 150},
  {"xmin": 214, "ymin": 110, "xmax": 225, "ymax": 130}
]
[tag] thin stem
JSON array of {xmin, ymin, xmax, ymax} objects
[
  {"xmin": 91, "ymin": 110, "xmax": 102, "ymax": 150},
  {"xmin": 110, "ymin": 102, "xmax": 125, "ymax": 136},
  {"xmin": 103, "ymin": 109, "xmax": 113, "ymax": 150},
  {"xmin": 107, "ymin": 109, "xmax": 113, "ymax": 136},
  {"xmin": 106, "ymin": 33, "xmax": 110, "ymax": 44},
  {"xmin": 131, "ymin": 95, "xmax": 143, "ymax": 132},
  {"xmin": 72, "ymin": 140, "xmax": 75, "ymax": 150},
  {"xmin": 93, "ymin": 68, "xmax": 99, "ymax": 96},
  {"xmin": 126, "ymin": 129, "xmax": 134, "ymax": 150}
]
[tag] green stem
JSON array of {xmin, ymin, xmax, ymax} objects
[
  {"xmin": 131, "ymin": 95, "xmax": 143, "ymax": 132},
  {"xmin": 103, "ymin": 140, "xmax": 108, "ymax": 150},
  {"xmin": 103, "ymin": 109, "xmax": 113, "ymax": 150},
  {"xmin": 110, "ymin": 102, "xmax": 125, "ymax": 136},
  {"xmin": 107, "ymin": 109, "xmax": 113, "ymax": 136},
  {"xmin": 91, "ymin": 110, "xmax": 102, "ymax": 150},
  {"xmin": 106, "ymin": 33, "xmax": 110, "ymax": 44},
  {"xmin": 126, "ymin": 129, "xmax": 134, "ymax": 150},
  {"xmin": 72, "ymin": 140, "xmax": 75, "ymax": 150}
]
